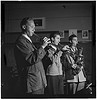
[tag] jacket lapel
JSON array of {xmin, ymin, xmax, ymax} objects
[{"xmin": 22, "ymin": 35, "xmax": 37, "ymax": 50}]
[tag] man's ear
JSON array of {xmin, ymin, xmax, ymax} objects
[{"xmin": 22, "ymin": 25, "xmax": 26, "ymax": 30}]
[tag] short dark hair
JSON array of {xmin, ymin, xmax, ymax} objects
[
  {"xmin": 69, "ymin": 34, "xmax": 77, "ymax": 41},
  {"xmin": 50, "ymin": 31, "xmax": 60, "ymax": 40},
  {"xmin": 20, "ymin": 17, "xmax": 34, "ymax": 31}
]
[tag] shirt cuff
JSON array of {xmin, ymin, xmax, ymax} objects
[{"xmin": 42, "ymin": 45, "xmax": 45, "ymax": 49}]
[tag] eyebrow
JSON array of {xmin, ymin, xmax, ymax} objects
[{"xmin": 29, "ymin": 25, "xmax": 35, "ymax": 27}]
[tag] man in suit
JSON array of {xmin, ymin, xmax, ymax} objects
[
  {"xmin": 14, "ymin": 17, "xmax": 50, "ymax": 95},
  {"xmin": 62, "ymin": 34, "xmax": 86, "ymax": 95}
]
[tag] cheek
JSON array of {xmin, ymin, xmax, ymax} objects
[
  {"xmin": 27, "ymin": 27, "xmax": 30, "ymax": 32},
  {"xmin": 56, "ymin": 40, "xmax": 59, "ymax": 42},
  {"xmin": 56, "ymin": 39, "xmax": 59, "ymax": 42},
  {"xmin": 75, "ymin": 41, "xmax": 78, "ymax": 43},
  {"xmin": 74, "ymin": 41, "xmax": 76, "ymax": 44},
  {"xmin": 72, "ymin": 41, "xmax": 75, "ymax": 44}
]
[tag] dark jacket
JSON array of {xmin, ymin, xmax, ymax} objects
[
  {"xmin": 62, "ymin": 46, "xmax": 86, "ymax": 81},
  {"xmin": 62, "ymin": 52, "xmax": 74, "ymax": 80},
  {"xmin": 14, "ymin": 35, "xmax": 47, "ymax": 93}
]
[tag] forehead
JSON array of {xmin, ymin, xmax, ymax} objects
[
  {"xmin": 72, "ymin": 37, "xmax": 77, "ymax": 40},
  {"xmin": 27, "ymin": 20, "xmax": 35, "ymax": 26},
  {"xmin": 55, "ymin": 35, "xmax": 60, "ymax": 38}
]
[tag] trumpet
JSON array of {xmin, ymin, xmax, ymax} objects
[
  {"xmin": 33, "ymin": 32, "xmax": 64, "ymax": 51},
  {"xmin": 34, "ymin": 32, "xmax": 51, "ymax": 43}
]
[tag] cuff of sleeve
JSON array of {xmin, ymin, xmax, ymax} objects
[{"xmin": 42, "ymin": 45, "xmax": 45, "ymax": 49}]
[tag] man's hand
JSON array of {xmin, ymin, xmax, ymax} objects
[
  {"xmin": 57, "ymin": 51, "xmax": 63, "ymax": 57},
  {"xmin": 42, "ymin": 37, "xmax": 51, "ymax": 49},
  {"xmin": 62, "ymin": 45, "xmax": 70, "ymax": 51},
  {"xmin": 72, "ymin": 64, "xmax": 77, "ymax": 69},
  {"xmin": 48, "ymin": 49, "xmax": 54, "ymax": 57}
]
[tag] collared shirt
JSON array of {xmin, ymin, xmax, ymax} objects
[
  {"xmin": 22, "ymin": 34, "xmax": 32, "ymax": 43},
  {"xmin": 22, "ymin": 33, "xmax": 45, "ymax": 49}
]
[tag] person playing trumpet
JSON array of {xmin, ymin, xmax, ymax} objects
[
  {"xmin": 14, "ymin": 17, "xmax": 50, "ymax": 95},
  {"xmin": 62, "ymin": 34, "xmax": 86, "ymax": 95},
  {"xmin": 43, "ymin": 32, "xmax": 64, "ymax": 96}
]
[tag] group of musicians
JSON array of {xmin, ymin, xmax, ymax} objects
[{"xmin": 14, "ymin": 17, "xmax": 87, "ymax": 96}]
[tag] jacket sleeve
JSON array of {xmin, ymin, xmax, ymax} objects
[
  {"xmin": 36, "ymin": 47, "xmax": 46, "ymax": 63},
  {"xmin": 62, "ymin": 52, "xmax": 73, "ymax": 70},
  {"xmin": 16, "ymin": 39, "xmax": 46, "ymax": 65}
]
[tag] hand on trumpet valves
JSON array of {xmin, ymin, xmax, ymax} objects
[
  {"xmin": 72, "ymin": 64, "xmax": 77, "ymax": 69},
  {"xmin": 42, "ymin": 37, "xmax": 51, "ymax": 49},
  {"xmin": 57, "ymin": 51, "xmax": 63, "ymax": 57},
  {"xmin": 62, "ymin": 45, "xmax": 70, "ymax": 51}
]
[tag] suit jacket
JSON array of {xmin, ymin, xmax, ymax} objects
[
  {"xmin": 62, "ymin": 52, "xmax": 74, "ymax": 80},
  {"xmin": 62, "ymin": 46, "xmax": 86, "ymax": 81},
  {"xmin": 14, "ymin": 34, "xmax": 47, "ymax": 93}
]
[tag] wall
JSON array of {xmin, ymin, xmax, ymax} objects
[
  {"xmin": 4, "ymin": 2, "xmax": 92, "ymax": 32},
  {"xmin": 3, "ymin": 2, "xmax": 93, "ymax": 43}
]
